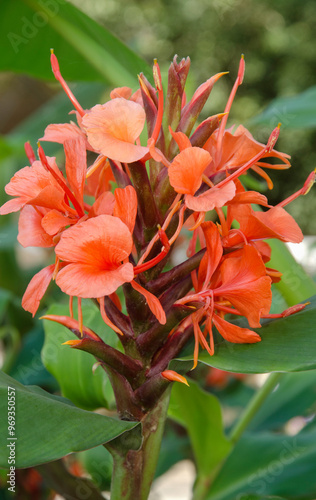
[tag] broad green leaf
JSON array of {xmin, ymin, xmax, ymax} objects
[
  {"xmin": 10, "ymin": 326, "xmax": 57, "ymax": 389},
  {"xmin": 0, "ymin": 0, "xmax": 149, "ymax": 85},
  {"xmin": 173, "ymin": 295, "xmax": 316, "ymax": 374},
  {"xmin": 168, "ymin": 379, "xmax": 231, "ymax": 475},
  {"xmin": 42, "ymin": 301, "xmax": 118, "ymax": 410},
  {"xmin": 249, "ymin": 86, "xmax": 316, "ymax": 130},
  {"xmin": 0, "ymin": 370, "xmax": 140, "ymax": 468},
  {"xmin": 206, "ymin": 428, "xmax": 316, "ymax": 499}
]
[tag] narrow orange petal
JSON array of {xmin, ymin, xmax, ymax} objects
[
  {"xmin": 100, "ymin": 296, "xmax": 123, "ymax": 335},
  {"xmin": 64, "ymin": 136, "xmax": 87, "ymax": 205},
  {"xmin": 213, "ymin": 314, "xmax": 261, "ymax": 344},
  {"xmin": 131, "ymin": 280, "xmax": 166, "ymax": 324},
  {"xmin": 62, "ymin": 339, "xmax": 82, "ymax": 346},
  {"xmin": 113, "ymin": 185, "xmax": 138, "ymax": 234},
  {"xmin": 22, "ymin": 264, "xmax": 55, "ymax": 316},
  {"xmin": 161, "ymin": 370, "xmax": 189, "ymax": 386}
]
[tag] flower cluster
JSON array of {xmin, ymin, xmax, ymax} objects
[{"xmin": 1, "ymin": 52, "xmax": 314, "ymax": 395}]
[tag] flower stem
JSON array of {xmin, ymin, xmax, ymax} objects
[
  {"xmin": 107, "ymin": 387, "xmax": 171, "ymax": 500},
  {"xmin": 192, "ymin": 372, "xmax": 283, "ymax": 500},
  {"xmin": 228, "ymin": 371, "xmax": 282, "ymax": 444}
]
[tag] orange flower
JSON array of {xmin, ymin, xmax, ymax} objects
[
  {"xmin": 82, "ymin": 98, "xmax": 149, "ymax": 163},
  {"xmin": 223, "ymin": 204, "xmax": 303, "ymax": 247},
  {"xmin": 204, "ymin": 125, "xmax": 290, "ymax": 181},
  {"xmin": 0, "ymin": 157, "xmax": 66, "ymax": 216},
  {"xmin": 55, "ymin": 215, "xmax": 134, "ymax": 298},
  {"xmin": 167, "ymin": 131, "xmax": 236, "ymax": 212}
]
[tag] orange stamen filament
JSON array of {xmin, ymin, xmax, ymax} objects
[
  {"xmin": 215, "ymin": 55, "xmax": 244, "ymax": 165},
  {"xmin": 38, "ymin": 143, "xmax": 85, "ymax": 218},
  {"xmin": 137, "ymin": 200, "xmax": 182, "ymax": 266},
  {"xmin": 215, "ymin": 145, "xmax": 271, "ymax": 191},
  {"xmin": 214, "ymin": 303, "xmax": 242, "ymax": 315},
  {"xmin": 277, "ymin": 169, "xmax": 316, "ymax": 208},
  {"xmin": 52, "ymin": 256, "xmax": 60, "ymax": 281},
  {"xmin": 99, "ymin": 297, "xmax": 123, "ymax": 336},
  {"xmin": 215, "ymin": 207, "xmax": 229, "ymax": 237},
  {"xmin": 189, "ymin": 212, "xmax": 205, "ymax": 231},
  {"xmin": 202, "ymin": 174, "xmax": 215, "ymax": 189},
  {"xmin": 86, "ymin": 155, "xmax": 107, "ymax": 179},
  {"xmin": 50, "ymin": 50, "xmax": 85, "ymax": 117},
  {"xmin": 69, "ymin": 296, "xmax": 74, "ymax": 319},
  {"xmin": 78, "ymin": 297, "xmax": 83, "ymax": 337}
]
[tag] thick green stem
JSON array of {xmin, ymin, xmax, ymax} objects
[{"xmin": 107, "ymin": 388, "xmax": 171, "ymax": 500}]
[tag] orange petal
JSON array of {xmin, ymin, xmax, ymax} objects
[
  {"xmin": 40, "ymin": 123, "xmax": 88, "ymax": 146},
  {"xmin": 113, "ymin": 185, "xmax": 138, "ymax": 234},
  {"xmin": 169, "ymin": 128, "xmax": 192, "ymax": 151},
  {"xmin": 89, "ymin": 191, "xmax": 115, "ymax": 218},
  {"xmin": 216, "ymin": 246, "xmax": 272, "ymax": 327},
  {"xmin": 82, "ymin": 99, "xmax": 148, "ymax": 163},
  {"xmin": 110, "ymin": 87, "xmax": 133, "ymax": 99},
  {"xmin": 233, "ymin": 205, "xmax": 303, "ymax": 244},
  {"xmin": 56, "ymin": 262, "xmax": 134, "ymax": 298},
  {"xmin": 22, "ymin": 264, "xmax": 55, "ymax": 316},
  {"xmin": 213, "ymin": 314, "xmax": 261, "ymax": 344},
  {"xmin": 62, "ymin": 339, "xmax": 82, "ymax": 346},
  {"xmin": 169, "ymin": 148, "xmax": 211, "ymax": 195},
  {"xmin": 0, "ymin": 197, "xmax": 26, "ymax": 215},
  {"xmin": 41, "ymin": 210, "xmax": 77, "ymax": 235},
  {"xmin": 201, "ymin": 221, "xmax": 223, "ymax": 280},
  {"xmin": 185, "ymin": 181, "xmax": 236, "ymax": 212},
  {"xmin": 64, "ymin": 136, "xmax": 87, "ymax": 205},
  {"xmin": 18, "ymin": 206, "xmax": 55, "ymax": 248},
  {"xmin": 55, "ymin": 215, "xmax": 133, "ymax": 267},
  {"xmin": 131, "ymin": 280, "xmax": 166, "ymax": 324},
  {"xmin": 161, "ymin": 370, "xmax": 189, "ymax": 386}
]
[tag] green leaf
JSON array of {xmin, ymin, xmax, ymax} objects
[
  {"xmin": 173, "ymin": 295, "xmax": 316, "ymax": 374},
  {"xmin": 206, "ymin": 428, "xmax": 316, "ymax": 499},
  {"xmin": 249, "ymin": 86, "xmax": 316, "ymax": 130},
  {"xmin": 0, "ymin": 0, "xmax": 149, "ymax": 85},
  {"xmin": 0, "ymin": 370, "xmax": 140, "ymax": 468},
  {"xmin": 168, "ymin": 379, "xmax": 231, "ymax": 476},
  {"xmin": 42, "ymin": 301, "xmax": 117, "ymax": 410}
]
